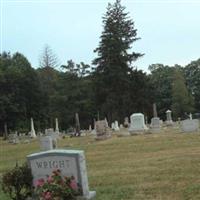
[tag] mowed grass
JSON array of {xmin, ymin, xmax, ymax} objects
[{"xmin": 1, "ymin": 127, "xmax": 200, "ymax": 200}]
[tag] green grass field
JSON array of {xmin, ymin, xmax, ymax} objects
[{"xmin": 1, "ymin": 127, "xmax": 200, "ymax": 200}]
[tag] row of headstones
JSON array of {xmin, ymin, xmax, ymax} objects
[
  {"xmin": 8, "ymin": 133, "xmax": 31, "ymax": 144},
  {"xmin": 130, "ymin": 112, "xmax": 199, "ymax": 134},
  {"xmin": 94, "ymin": 111, "xmax": 200, "ymax": 139},
  {"xmin": 8, "ymin": 126, "xmax": 61, "ymax": 145},
  {"xmin": 29, "ymin": 118, "xmax": 60, "ymax": 138},
  {"xmin": 93, "ymin": 106, "xmax": 175, "ymax": 137}
]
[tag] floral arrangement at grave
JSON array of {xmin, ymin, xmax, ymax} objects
[{"xmin": 34, "ymin": 169, "xmax": 81, "ymax": 200}]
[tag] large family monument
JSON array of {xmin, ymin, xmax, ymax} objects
[{"xmin": 27, "ymin": 149, "xmax": 96, "ymax": 200}]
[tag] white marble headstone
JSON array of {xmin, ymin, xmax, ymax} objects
[
  {"xmin": 166, "ymin": 110, "xmax": 173, "ymax": 125},
  {"xmin": 111, "ymin": 122, "xmax": 115, "ymax": 130},
  {"xmin": 39, "ymin": 136, "xmax": 53, "ymax": 151},
  {"xmin": 129, "ymin": 113, "xmax": 148, "ymax": 134},
  {"xmin": 114, "ymin": 120, "xmax": 120, "ymax": 131},
  {"xmin": 27, "ymin": 150, "xmax": 96, "ymax": 200},
  {"xmin": 30, "ymin": 118, "xmax": 36, "ymax": 138},
  {"xmin": 180, "ymin": 119, "xmax": 199, "ymax": 133}
]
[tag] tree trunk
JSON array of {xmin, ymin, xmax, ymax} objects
[{"xmin": 3, "ymin": 122, "xmax": 8, "ymax": 140}]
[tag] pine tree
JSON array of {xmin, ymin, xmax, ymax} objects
[
  {"xmin": 39, "ymin": 44, "xmax": 59, "ymax": 69},
  {"xmin": 93, "ymin": 0, "xmax": 143, "ymax": 122}
]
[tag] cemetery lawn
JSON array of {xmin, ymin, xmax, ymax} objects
[{"xmin": 1, "ymin": 129, "xmax": 200, "ymax": 200}]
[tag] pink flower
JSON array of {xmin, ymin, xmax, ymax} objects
[
  {"xmin": 44, "ymin": 191, "xmax": 52, "ymax": 200},
  {"xmin": 70, "ymin": 179, "xmax": 78, "ymax": 190},
  {"xmin": 34, "ymin": 178, "xmax": 45, "ymax": 187},
  {"xmin": 47, "ymin": 176, "xmax": 53, "ymax": 183}
]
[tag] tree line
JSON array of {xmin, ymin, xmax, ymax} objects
[{"xmin": 0, "ymin": 0, "xmax": 199, "ymax": 134}]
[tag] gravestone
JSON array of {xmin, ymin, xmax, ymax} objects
[
  {"xmin": 95, "ymin": 120, "xmax": 111, "ymax": 140},
  {"xmin": 145, "ymin": 116, "xmax": 148, "ymax": 125},
  {"xmin": 114, "ymin": 120, "xmax": 120, "ymax": 131},
  {"xmin": 45, "ymin": 128, "xmax": 58, "ymax": 149},
  {"xmin": 90, "ymin": 119, "xmax": 96, "ymax": 135},
  {"xmin": 150, "ymin": 103, "xmax": 161, "ymax": 132},
  {"xmin": 166, "ymin": 110, "xmax": 173, "ymax": 126},
  {"xmin": 55, "ymin": 118, "xmax": 59, "ymax": 134},
  {"xmin": 129, "ymin": 113, "xmax": 148, "ymax": 134},
  {"xmin": 8, "ymin": 134, "xmax": 20, "ymax": 144},
  {"xmin": 180, "ymin": 119, "xmax": 199, "ymax": 133},
  {"xmin": 40, "ymin": 136, "xmax": 53, "ymax": 151},
  {"xmin": 27, "ymin": 150, "xmax": 96, "ymax": 200},
  {"xmin": 29, "ymin": 118, "xmax": 36, "ymax": 138},
  {"xmin": 104, "ymin": 118, "xmax": 109, "ymax": 128},
  {"xmin": 75, "ymin": 113, "xmax": 81, "ymax": 136},
  {"xmin": 89, "ymin": 125, "xmax": 92, "ymax": 132},
  {"xmin": 124, "ymin": 117, "xmax": 129, "ymax": 128},
  {"xmin": 150, "ymin": 118, "xmax": 160, "ymax": 132},
  {"xmin": 111, "ymin": 122, "xmax": 115, "ymax": 130}
]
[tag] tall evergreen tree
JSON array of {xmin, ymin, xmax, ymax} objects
[{"xmin": 93, "ymin": 0, "xmax": 143, "ymax": 122}]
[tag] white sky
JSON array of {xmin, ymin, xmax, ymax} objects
[{"xmin": 1, "ymin": 0, "xmax": 200, "ymax": 72}]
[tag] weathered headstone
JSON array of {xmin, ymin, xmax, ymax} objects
[
  {"xmin": 27, "ymin": 150, "xmax": 96, "ymax": 200},
  {"xmin": 124, "ymin": 117, "xmax": 129, "ymax": 128},
  {"xmin": 129, "ymin": 113, "xmax": 148, "ymax": 134},
  {"xmin": 166, "ymin": 110, "xmax": 173, "ymax": 126},
  {"xmin": 120, "ymin": 124, "xmax": 124, "ymax": 129},
  {"xmin": 150, "ymin": 117, "xmax": 160, "ymax": 132},
  {"xmin": 145, "ymin": 116, "xmax": 148, "ymax": 125},
  {"xmin": 89, "ymin": 125, "xmax": 92, "ymax": 132},
  {"xmin": 180, "ymin": 119, "xmax": 199, "ymax": 133},
  {"xmin": 39, "ymin": 136, "xmax": 53, "ymax": 151},
  {"xmin": 104, "ymin": 118, "xmax": 109, "ymax": 128},
  {"xmin": 90, "ymin": 119, "xmax": 96, "ymax": 135},
  {"xmin": 8, "ymin": 134, "xmax": 20, "ymax": 144},
  {"xmin": 150, "ymin": 103, "xmax": 160, "ymax": 132},
  {"xmin": 75, "ymin": 113, "xmax": 81, "ymax": 136},
  {"xmin": 55, "ymin": 118, "xmax": 59, "ymax": 134},
  {"xmin": 114, "ymin": 120, "xmax": 120, "ymax": 131},
  {"xmin": 111, "ymin": 122, "xmax": 115, "ymax": 130},
  {"xmin": 45, "ymin": 128, "xmax": 58, "ymax": 149},
  {"xmin": 95, "ymin": 120, "xmax": 111, "ymax": 140},
  {"xmin": 30, "ymin": 118, "xmax": 37, "ymax": 138}
]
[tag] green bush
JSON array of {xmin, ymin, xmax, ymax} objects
[{"xmin": 1, "ymin": 163, "xmax": 33, "ymax": 200}]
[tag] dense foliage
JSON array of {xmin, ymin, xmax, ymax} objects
[
  {"xmin": 0, "ymin": 0, "xmax": 199, "ymax": 135},
  {"xmin": 1, "ymin": 163, "xmax": 33, "ymax": 200}
]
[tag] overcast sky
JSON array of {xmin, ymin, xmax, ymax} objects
[{"xmin": 1, "ymin": 0, "xmax": 200, "ymax": 72}]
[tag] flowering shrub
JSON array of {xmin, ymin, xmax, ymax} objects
[
  {"xmin": 35, "ymin": 169, "xmax": 80, "ymax": 200},
  {"xmin": 1, "ymin": 162, "xmax": 33, "ymax": 200}
]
